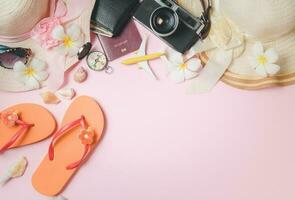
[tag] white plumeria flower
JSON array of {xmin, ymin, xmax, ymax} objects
[
  {"xmin": 13, "ymin": 58, "xmax": 49, "ymax": 89},
  {"xmin": 166, "ymin": 50, "xmax": 202, "ymax": 83},
  {"xmin": 52, "ymin": 24, "xmax": 84, "ymax": 57},
  {"xmin": 249, "ymin": 42, "xmax": 280, "ymax": 77}
]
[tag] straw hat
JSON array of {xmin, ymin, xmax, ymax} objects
[
  {"xmin": 0, "ymin": 0, "xmax": 95, "ymax": 92},
  {"xmin": 179, "ymin": 0, "xmax": 295, "ymax": 90}
]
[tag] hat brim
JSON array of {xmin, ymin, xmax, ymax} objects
[
  {"xmin": 201, "ymin": 31, "xmax": 295, "ymax": 90},
  {"xmin": 0, "ymin": 0, "xmax": 95, "ymax": 92}
]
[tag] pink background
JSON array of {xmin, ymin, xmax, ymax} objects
[{"xmin": 1, "ymin": 25, "xmax": 295, "ymax": 200}]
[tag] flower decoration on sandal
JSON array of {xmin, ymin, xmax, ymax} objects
[
  {"xmin": 48, "ymin": 115, "xmax": 96, "ymax": 170},
  {"xmin": 1, "ymin": 110, "xmax": 19, "ymax": 128},
  {"xmin": 79, "ymin": 127, "xmax": 95, "ymax": 145},
  {"xmin": 13, "ymin": 58, "xmax": 49, "ymax": 89},
  {"xmin": 51, "ymin": 24, "xmax": 84, "ymax": 57},
  {"xmin": 249, "ymin": 42, "xmax": 280, "ymax": 77},
  {"xmin": 0, "ymin": 110, "xmax": 34, "ymax": 153},
  {"xmin": 165, "ymin": 50, "xmax": 202, "ymax": 83}
]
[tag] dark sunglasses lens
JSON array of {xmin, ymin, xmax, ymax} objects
[
  {"xmin": 0, "ymin": 52, "xmax": 27, "ymax": 69},
  {"xmin": 14, "ymin": 48, "xmax": 29, "ymax": 57}
]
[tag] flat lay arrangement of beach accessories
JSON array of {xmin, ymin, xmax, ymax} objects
[
  {"xmin": 1, "ymin": 0, "xmax": 295, "ymax": 198},
  {"xmin": 1, "ymin": 0, "xmax": 293, "ymax": 94}
]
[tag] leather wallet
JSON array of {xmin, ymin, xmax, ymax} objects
[{"xmin": 91, "ymin": 0, "xmax": 140, "ymax": 37}]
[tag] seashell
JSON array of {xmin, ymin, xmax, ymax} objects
[
  {"xmin": 0, "ymin": 157, "xmax": 28, "ymax": 185},
  {"xmin": 74, "ymin": 67, "xmax": 87, "ymax": 83},
  {"xmin": 57, "ymin": 88, "xmax": 76, "ymax": 100},
  {"xmin": 52, "ymin": 196, "xmax": 67, "ymax": 200},
  {"xmin": 9, "ymin": 157, "xmax": 28, "ymax": 178},
  {"xmin": 40, "ymin": 91, "xmax": 61, "ymax": 104}
]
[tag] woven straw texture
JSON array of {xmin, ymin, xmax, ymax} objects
[
  {"xmin": 179, "ymin": 0, "xmax": 295, "ymax": 90},
  {"xmin": 0, "ymin": 0, "xmax": 95, "ymax": 92},
  {"xmin": 0, "ymin": 0, "xmax": 49, "ymax": 36}
]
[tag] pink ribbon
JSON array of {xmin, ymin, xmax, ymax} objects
[{"xmin": 30, "ymin": 0, "xmax": 67, "ymax": 49}]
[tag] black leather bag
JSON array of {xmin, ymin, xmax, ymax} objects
[{"xmin": 91, "ymin": 0, "xmax": 140, "ymax": 37}]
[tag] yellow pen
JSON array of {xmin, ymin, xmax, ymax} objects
[{"xmin": 121, "ymin": 52, "xmax": 166, "ymax": 65}]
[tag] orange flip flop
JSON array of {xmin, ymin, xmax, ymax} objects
[
  {"xmin": 32, "ymin": 96, "xmax": 105, "ymax": 196},
  {"xmin": 0, "ymin": 104, "xmax": 56, "ymax": 153}
]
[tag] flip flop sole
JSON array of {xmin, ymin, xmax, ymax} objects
[
  {"xmin": 0, "ymin": 103, "xmax": 56, "ymax": 149},
  {"xmin": 32, "ymin": 96, "xmax": 105, "ymax": 196}
]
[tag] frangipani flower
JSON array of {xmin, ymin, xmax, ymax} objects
[
  {"xmin": 166, "ymin": 50, "xmax": 202, "ymax": 83},
  {"xmin": 14, "ymin": 58, "xmax": 49, "ymax": 89},
  {"xmin": 52, "ymin": 24, "xmax": 84, "ymax": 57},
  {"xmin": 249, "ymin": 42, "xmax": 280, "ymax": 77}
]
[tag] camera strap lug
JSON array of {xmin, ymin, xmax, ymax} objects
[
  {"xmin": 197, "ymin": 0, "xmax": 212, "ymax": 40},
  {"xmin": 196, "ymin": 22, "xmax": 206, "ymax": 40}
]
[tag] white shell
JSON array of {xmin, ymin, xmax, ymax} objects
[
  {"xmin": 0, "ymin": 157, "xmax": 28, "ymax": 185},
  {"xmin": 57, "ymin": 88, "xmax": 76, "ymax": 100},
  {"xmin": 74, "ymin": 67, "xmax": 88, "ymax": 83},
  {"xmin": 9, "ymin": 157, "xmax": 28, "ymax": 178},
  {"xmin": 51, "ymin": 196, "xmax": 67, "ymax": 200}
]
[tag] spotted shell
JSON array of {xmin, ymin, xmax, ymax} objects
[{"xmin": 74, "ymin": 67, "xmax": 88, "ymax": 83}]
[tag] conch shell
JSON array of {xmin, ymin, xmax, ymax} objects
[{"xmin": 40, "ymin": 91, "xmax": 61, "ymax": 104}]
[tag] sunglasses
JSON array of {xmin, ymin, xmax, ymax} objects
[{"xmin": 0, "ymin": 45, "xmax": 32, "ymax": 69}]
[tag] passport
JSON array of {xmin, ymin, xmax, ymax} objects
[{"xmin": 97, "ymin": 20, "xmax": 142, "ymax": 61}]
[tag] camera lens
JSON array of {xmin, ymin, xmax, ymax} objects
[{"xmin": 150, "ymin": 7, "xmax": 179, "ymax": 37}]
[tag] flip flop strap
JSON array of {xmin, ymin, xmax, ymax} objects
[
  {"xmin": 48, "ymin": 115, "xmax": 93, "ymax": 170},
  {"xmin": 0, "ymin": 120, "xmax": 34, "ymax": 153},
  {"xmin": 66, "ymin": 144, "xmax": 91, "ymax": 170}
]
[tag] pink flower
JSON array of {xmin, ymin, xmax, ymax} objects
[
  {"xmin": 31, "ymin": 17, "xmax": 62, "ymax": 49},
  {"xmin": 0, "ymin": 110, "xmax": 19, "ymax": 127},
  {"xmin": 79, "ymin": 127, "xmax": 96, "ymax": 145}
]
